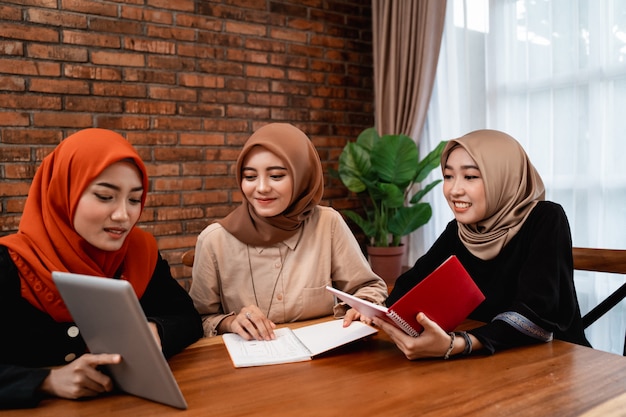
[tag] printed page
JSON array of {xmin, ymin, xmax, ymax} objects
[{"xmin": 222, "ymin": 328, "xmax": 312, "ymax": 368}]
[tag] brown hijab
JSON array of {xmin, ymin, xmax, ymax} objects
[
  {"xmin": 441, "ymin": 129, "xmax": 545, "ymax": 260},
  {"xmin": 0, "ymin": 128, "xmax": 158, "ymax": 322},
  {"xmin": 218, "ymin": 123, "xmax": 324, "ymax": 246}
]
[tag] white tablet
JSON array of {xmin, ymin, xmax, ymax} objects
[{"xmin": 52, "ymin": 271, "xmax": 187, "ymax": 409}]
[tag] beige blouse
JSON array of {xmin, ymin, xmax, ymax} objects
[{"xmin": 189, "ymin": 206, "xmax": 388, "ymax": 336}]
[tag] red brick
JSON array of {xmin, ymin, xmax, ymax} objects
[
  {"xmin": 61, "ymin": 0, "xmax": 118, "ymax": 16},
  {"xmin": 62, "ymin": 30, "xmax": 120, "ymax": 48},
  {"xmin": 4, "ymin": 163, "xmax": 38, "ymax": 179},
  {"xmin": 121, "ymin": 6, "xmax": 173, "ymax": 24},
  {"xmin": 146, "ymin": 0, "xmax": 195, "ymax": 12},
  {"xmin": 92, "ymin": 82, "xmax": 147, "ymax": 98},
  {"xmin": 125, "ymin": 100, "xmax": 176, "ymax": 115},
  {"xmin": 149, "ymin": 86, "xmax": 197, "ymax": 102},
  {"xmin": 1, "ymin": 22, "xmax": 59, "ymax": 42},
  {"xmin": 179, "ymin": 133, "xmax": 226, "ymax": 146},
  {"xmin": 155, "ymin": 207, "xmax": 205, "ymax": 221},
  {"xmin": 91, "ymin": 50, "xmax": 145, "ymax": 67},
  {"xmin": 0, "ymin": 41, "xmax": 23, "ymax": 56},
  {"xmin": 27, "ymin": 44, "xmax": 88, "ymax": 62},
  {"xmin": 182, "ymin": 162, "xmax": 229, "ymax": 176},
  {"xmin": 1, "ymin": 129, "xmax": 63, "ymax": 145},
  {"xmin": 152, "ymin": 117, "xmax": 202, "ymax": 131},
  {"xmin": 64, "ymin": 64, "xmax": 122, "ymax": 81},
  {"xmin": 64, "ymin": 96, "xmax": 123, "ymax": 113},
  {"xmin": 88, "ymin": 17, "xmax": 143, "ymax": 35},
  {"xmin": 6, "ymin": 198, "xmax": 26, "ymax": 213},
  {"xmin": 152, "ymin": 178, "xmax": 202, "ymax": 192},
  {"xmin": 33, "ymin": 112, "xmax": 93, "ymax": 128},
  {"xmin": 0, "ymin": 4, "xmax": 22, "ymax": 21},
  {"xmin": 29, "ymin": 78, "xmax": 90, "ymax": 94},
  {"xmin": 0, "ymin": 215, "xmax": 21, "ymax": 233},
  {"xmin": 0, "ymin": 77, "xmax": 26, "ymax": 92},
  {"xmin": 123, "ymin": 69, "xmax": 176, "ymax": 84},
  {"xmin": 126, "ymin": 132, "xmax": 178, "ymax": 146},
  {"xmin": 0, "ymin": 93, "xmax": 61, "ymax": 109},
  {"xmin": 0, "ymin": 112, "xmax": 29, "ymax": 126},
  {"xmin": 124, "ymin": 37, "xmax": 176, "ymax": 54},
  {"xmin": 28, "ymin": 9, "xmax": 87, "ymax": 28},
  {"xmin": 182, "ymin": 191, "xmax": 229, "ymax": 205},
  {"xmin": 0, "ymin": 59, "xmax": 61, "ymax": 76},
  {"xmin": 0, "ymin": 182, "xmax": 31, "ymax": 196},
  {"xmin": 95, "ymin": 116, "xmax": 151, "ymax": 130}
]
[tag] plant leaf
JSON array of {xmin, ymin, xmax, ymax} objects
[
  {"xmin": 414, "ymin": 140, "xmax": 447, "ymax": 183},
  {"xmin": 338, "ymin": 142, "xmax": 372, "ymax": 193},
  {"xmin": 409, "ymin": 179, "xmax": 442, "ymax": 204},
  {"xmin": 375, "ymin": 182, "xmax": 405, "ymax": 208},
  {"xmin": 355, "ymin": 127, "xmax": 379, "ymax": 152},
  {"xmin": 372, "ymin": 134, "xmax": 418, "ymax": 187},
  {"xmin": 388, "ymin": 204, "xmax": 433, "ymax": 237}
]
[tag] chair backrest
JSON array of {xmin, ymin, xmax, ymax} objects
[
  {"xmin": 573, "ymin": 247, "xmax": 626, "ymax": 356},
  {"xmin": 181, "ymin": 249, "xmax": 195, "ymax": 267}
]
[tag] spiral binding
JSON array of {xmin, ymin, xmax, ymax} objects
[{"xmin": 388, "ymin": 311, "xmax": 420, "ymax": 337}]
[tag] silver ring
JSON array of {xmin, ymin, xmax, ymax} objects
[{"xmin": 245, "ymin": 312, "xmax": 252, "ymax": 320}]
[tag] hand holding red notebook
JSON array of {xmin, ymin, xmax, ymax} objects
[{"xmin": 326, "ymin": 255, "xmax": 485, "ymax": 336}]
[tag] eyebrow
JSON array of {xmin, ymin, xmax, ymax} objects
[
  {"xmin": 444, "ymin": 164, "xmax": 480, "ymax": 170},
  {"xmin": 94, "ymin": 182, "xmax": 143, "ymax": 192},
  {"xmin": 242, "ymin": 166, "xmax": 287, "ymax": 171}
]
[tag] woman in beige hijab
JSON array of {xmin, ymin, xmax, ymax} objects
[
  {"xmin": 189, "ymin": 123, "xmax": 387, "ymax": 340},
  {"xmin": 373, "ymin": 130, "xmax": 590, "ymax": 359}
]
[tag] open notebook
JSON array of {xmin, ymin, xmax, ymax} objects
[
  {"xmin": 52, "ymin": 271, "xmax": 187, "ymax": 409},
  {"xmin": 222, "ymin": 319, "xmax": 377, "ymax": 367}
]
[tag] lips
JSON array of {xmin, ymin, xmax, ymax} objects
[{"xmin": 104, "ymin": 227, "xmax": 127, "ymax": 236}]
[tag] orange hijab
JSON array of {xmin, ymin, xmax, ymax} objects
[
  {"xmin": 0, "ymin": 128, "xmax": 157, "ymax": 322},
  {"xmin": 441, "ymin": 130, "xmax": 545, "ymax": 260},
  {"xmin": 218, "ymin": 123, "xmax": 324, "ymax": 246}
]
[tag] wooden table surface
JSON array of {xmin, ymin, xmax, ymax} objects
[{"xmin": 5, "ymin": 318, "xmax": 626, "ymax": 417}]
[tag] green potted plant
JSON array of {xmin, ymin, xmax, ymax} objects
[{"xmin": 337, "ymin": 127, "xmax": 447, "ymax": 284}]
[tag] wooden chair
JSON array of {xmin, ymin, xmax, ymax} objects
[
  {"xmin": 573, "ymin": 247, "xmax": 626, "ymax": 356},
  {"xmin": 181, "ymin": 249, "xmax": 195, "ymax": 267}
]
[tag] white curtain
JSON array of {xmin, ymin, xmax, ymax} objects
[{"xmin": 414, "ymin": 0, "xmax": 626, "ymax": 355}]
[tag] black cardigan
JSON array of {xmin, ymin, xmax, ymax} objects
[{"xmin": 388, "ymin": 201, "xmax": 591, "ymax": 354}]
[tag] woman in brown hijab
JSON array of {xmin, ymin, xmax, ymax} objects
[
  {"xmin": 373, "ymin": 130, "xmax": 590, "ymax": 359},
  {"xmin": 189, "ymin": 123, "xmax": 387, "ymax": 340}
]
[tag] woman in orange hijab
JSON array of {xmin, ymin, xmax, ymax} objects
[
  {"xmin": 373, "ymin": 130, "xmax": 590, "ymax": 359},
  {"xmin": 0, "ymin": 128, "xmax": 202, "ymax": 409}
]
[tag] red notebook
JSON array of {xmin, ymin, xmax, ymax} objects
[{"xmin": 326, "ymin": 255, "xmax": 485, "ymax": 336}]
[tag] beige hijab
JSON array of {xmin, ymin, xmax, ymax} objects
[
  {"xmin": 441, "ymin": 130, "xmax": 545, "ymax": 260},
  {"xmin": 218, "ymin": 123, "xmax": 324, "ymax": 246}
]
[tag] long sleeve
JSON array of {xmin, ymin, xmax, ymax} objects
[
  {"xmin": 0, "ymin": 365, "xmax": 49, "ymax": 409},
  {"xmin": 140, "ymin": 255, "xmax": 203, "ymax": 358}
]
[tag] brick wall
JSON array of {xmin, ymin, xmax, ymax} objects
[{"xmin": 0, "ymin": 0, "xmax": 373, "ymax": 288}]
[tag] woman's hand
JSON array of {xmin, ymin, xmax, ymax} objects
[
  {"xmin": 39, "ymin": 353, "xmax": 122, "ymax": 400},
  {"xmin": 222, "ymin": 305, "xmax": 277, "ymax": 341},
  {"xmin": 372, "ymin": 312, "xmax": 452, "ymax": 360},
  {"xmin": 342, "ymin": 308, "xmax": 363, "ymax": 327}
]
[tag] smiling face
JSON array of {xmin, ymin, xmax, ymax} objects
[
  {"xmin": 442, "ymin": 146, "xmax": 488, "ymax": 225},
  {"xmin": 240, "ymin": 146, "xmax": 294, "ymax": 218},
  {"xmin": 73, "ymin": 161, "xmax": 144, "ymax": 251}
]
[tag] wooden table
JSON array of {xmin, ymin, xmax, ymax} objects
[{"xmin": 5, "ymin": 318, "xmax": 626, "ymax": 417}]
